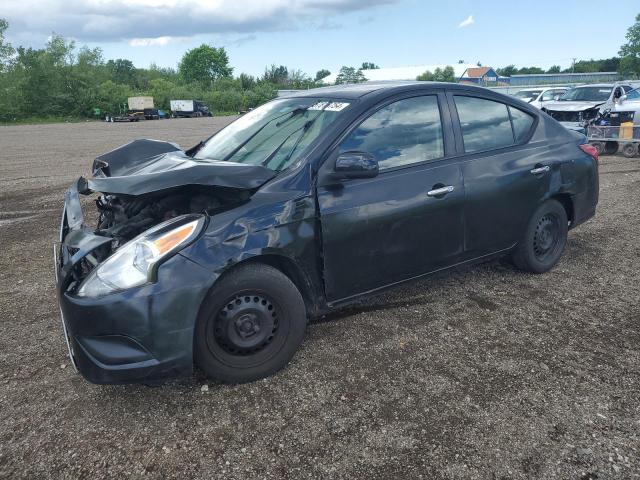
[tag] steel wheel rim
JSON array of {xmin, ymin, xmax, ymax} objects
[
  {"xmin": 533, "ymin": 213, "xmax": 560, "ymax": 261},
  {"xmin": 211, "ymin": 293, "xmax": 280, "ymax": 357}
]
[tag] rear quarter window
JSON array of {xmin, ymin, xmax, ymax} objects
[
  {"xmin": 509, "ymin": 106, "xmax": 535, "ymax": 142},
  {"xmin": 454, "ymin": 96, "xmax": 514, "ymax": 153}
]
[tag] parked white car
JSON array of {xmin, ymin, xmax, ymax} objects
[
  {"xmin": 541, "ymin": 83, "xmax": 633, "ymax": 133},
  {"xmin": 612, "ymin": 87, "xmax": 640, "ymax": 123},
  {"xmin": 513, "ymin": 87, "xmax": 569, "ymax": 109}
]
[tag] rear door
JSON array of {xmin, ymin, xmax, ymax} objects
[
  {"xmin": 317, "ymin": 92, "xmax": 465, "ymax": 302},
  {"xmin": 447, "ymin": 93, "xmax": 550, "ymax": 258}
]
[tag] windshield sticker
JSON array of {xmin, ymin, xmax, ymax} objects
[
  {"xmin": 599, "ymin": 89, "xmax": 611, "ymax": 93},
  {"xmin": 324, "ymin": 102, "xmax": 350, "ymax": 111},
  {"xmin": 308, "ymin": 102, "xmax": 329, "ymax": 110},
  {"xmin": 308, "ymin": 101, "xmax": 350, "ymax": 111}
]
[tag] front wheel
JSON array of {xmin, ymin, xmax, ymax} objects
[
  {"xmin": 195, "ymin": 263, "xmax": 307, "ymax": 383},
  {"xmin": 512, "ymin": 199, "xmax": 568, "ymax": 274}
]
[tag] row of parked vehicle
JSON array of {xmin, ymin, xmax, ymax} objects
[
  {"xmin": 512, "ymin": 82, "xmax": 640, "ymax": 157},
  {"xmin": 105, "ymin": 97, "xmax": 213, "ymax": 122}
]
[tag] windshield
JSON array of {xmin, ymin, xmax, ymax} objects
[
  {"xmin": 194, "ymin": 98, "xmax": 350, "ymax": 171},
  {"xmin": 559, "ymin": 86, "xmax": 612, "ymax": 102},
  {"xmin": 514, "ymin": 90, "xmax": 542, "ymax": 99},
  {"xmin": 626, "ymin": 88, "xmax": 640, "ymax": 100}
]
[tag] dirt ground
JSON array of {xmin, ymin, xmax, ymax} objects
[{"xmin": 0, "ymin": 118, "xmax": 638, "ymax": 479}]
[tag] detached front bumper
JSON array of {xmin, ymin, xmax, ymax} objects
[{"xmin": 55, "ymin": 180, "xmax": 214, "ymax": 384}]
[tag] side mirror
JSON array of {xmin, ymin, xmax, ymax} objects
[
  {"xmin": 334, "ymin": 151, "xmax": 379, "ymax": 179},
  {"xmin": 619, "ymin": 94, "xmax": 627, "ymax": 103}
]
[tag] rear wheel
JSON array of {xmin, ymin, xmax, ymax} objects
[
  {"xmin": 604, "ymin": 141, "xmax": 619, "ymax": 155},
  {"xmin": 195, "ymin": 263, "xmax": 307, "ymax": 383},
  {"xmin": 512, "ymin": 199, "xmax": 568, "ymax": 274},
  {"xmin": 622, "ymin": 142, "xmax": 638, "ymax": 158}
]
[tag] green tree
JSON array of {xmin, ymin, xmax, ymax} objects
[
  {"xmin": 179, "ymin": 44, "xmax": 233, "ymax": 86},
  {"xmin": 619, "ymin": 13, "xmax": 640, "ymax": 76},
  {"xmin": 417, "ymin": 66, "xmax": 455, "ymax": 82},
  {"xmin": 517, "ymin": 66, "xmax": 545, "ymax": 75},
  {"xmin": 434, "ymin": 66, "xmax": 456, "ymax": 82},
  {"xmin": 315, "ymin": 69, "xmax": 331, "ymax": 81},
  {"xmin": 238, "ymin": 73, "xmax": 256, "ymax": 90},
  {"xmin": 546, "ymin": 65, "xmax": 561, "ymax": 74},
  {"xmin": 620, "ymin": 13, "xmax": 640, "ymax": 57},
  {"xmin": 496, "ymin": 65, "xmax": 518, "ymax": 77},
  {"xmin": 0, "ymin": 18, "xmax": 15, "ymax": 70},
  {"xmin": 262, "ymin": 64, "xmax": 289, "ymax": 85},
  {"xmin": 416, "ymin": 70, "xmax": 434, "ymax": 81},
  {"xmin": 361, "ymin": 62, "xmax": 379, "ymax": 70},
  {"xmin": 335, "ymin": 66, "xmax": 367, "ymax": 84},
  {"xmin": 106, "ymin": 59, "xmax": 136, "ymax": 86},
  {"xmin": 95, "ymin": 80, "xmax": 133, "ymax": 114}
]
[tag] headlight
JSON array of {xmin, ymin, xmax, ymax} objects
[{"xmin": 77, "ymin": 214, "xmax": 205, "ymax": 298}]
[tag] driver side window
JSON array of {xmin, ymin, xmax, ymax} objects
[{"xmin": 339, "ymin": 95, "xmax": 444, "ymax": 170}]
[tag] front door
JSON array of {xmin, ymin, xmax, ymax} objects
[{"xmin": 317, "ymin": 94, "xmax": 465, "ymax": 302}]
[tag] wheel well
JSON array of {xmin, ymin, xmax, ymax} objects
[
  {"xmin": 551, "ymin": 193, "xmax": 574, "ymax": 226},
  {"xmin": 234, "ymin": 255, "xmax": 319, "ymax": 317}
]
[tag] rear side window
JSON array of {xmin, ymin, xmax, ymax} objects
[
  {"xmin": 454, "ymin": 96, "xmax": 534, "ymax": 153},
  {"xmin": 340, "ymin": 95, "xmax": 444, "ymax": 170},
  {"xmin": 454, "ymin": 96, "xmax": 513, "ymax": 153},
  {"xmin": 509, "ymin": 106, "xmax": 534, "ymax": 142}
]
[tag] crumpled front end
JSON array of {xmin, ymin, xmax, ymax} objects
[
  {"xmin": 54, "ymin": 180, "xmax": 215, "ymax": 384},
  {"xmin": 542, "ymin": 102, "xmax": 604, "ymax": 134}
]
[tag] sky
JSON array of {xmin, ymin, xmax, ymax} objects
[{"xmin": 2, "ymin": 0, "xmax": 638, "ymax": 77}]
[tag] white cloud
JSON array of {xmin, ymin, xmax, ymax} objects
[
  {"xmin": 129, "ymin": 36, "xmax": 174, "ymax": 47},
  {"xmin": 2, "ymin": 0, "xmax": 399, "ymax": 43},
  {"xmin": 458, "ymin": 15, "xmax": 474, "ymax": 28}
]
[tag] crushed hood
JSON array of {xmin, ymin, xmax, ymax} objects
[
  {"xmin": 87, "ymin": 139, "xmax": 276, "ymax": 195},
  {"xmin": 543, "ymin": 101, "xmax": 604, "ymax": 112}
]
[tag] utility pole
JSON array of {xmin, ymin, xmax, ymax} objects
[{"xmin": 571, "ymin": 58, "xmax": 576, "ymax": 73}]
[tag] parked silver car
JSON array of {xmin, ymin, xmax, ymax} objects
[
  {"xmin": 513, "ymin": 87, "xmax": 568, "ymax": 109},
  {"xmin": 542, "ymin": 83, "xmax": 633, "ymax": 133}
]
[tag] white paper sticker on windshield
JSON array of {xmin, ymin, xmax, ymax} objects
[
  {"xmin": 324, "ymin": 102, "xmax": 350, "ymax": 111},
  {"xmin": 599, "ymin": 89, "xmax": 611, "ymax": 93},
  {"xmin": 308, "ymin": 101, "xmax": 350, "ymax": 111},
  {"xmin": 308, "ymin": 102, "xmax": 328, "ymax": 110}
]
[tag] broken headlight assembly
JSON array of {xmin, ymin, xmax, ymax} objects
[{"xmin": 76, "ymin": 214, "xmax": 206, "ymax": 298}]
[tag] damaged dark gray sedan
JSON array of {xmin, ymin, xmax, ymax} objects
[{"xmin": 55, "ymin": 82, "xmax": 599, "ymax": 384}]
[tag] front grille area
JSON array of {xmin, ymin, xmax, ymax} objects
[{"xmin": 546, "ymin": 110, "xmax": 581, "ymax": 123}]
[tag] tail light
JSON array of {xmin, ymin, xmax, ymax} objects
[{"xmin": 579, "ymin": 143, "xmax": 599, "ymax": 164}]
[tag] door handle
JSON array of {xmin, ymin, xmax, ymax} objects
[
  {"xmin": 530, "ymin": 165, "xmax": 550, "ymax": 175},
  {"xmin": 427, "ymin": 185, "xmax": 454, "ymax": 197}
]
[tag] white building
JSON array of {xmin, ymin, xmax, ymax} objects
[{"xmin": 321, "ymin": 64, "xmax": 477, "ymax": 84}]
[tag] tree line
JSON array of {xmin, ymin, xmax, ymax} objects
[
  {"xmin": 0, "ymin": 13, "xmax": 639, "ymax": 122},
  {"xmin": 0, "ymin": 16, "xmax": 380, "ymax": 121}
]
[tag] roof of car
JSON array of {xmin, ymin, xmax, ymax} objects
[
  {"xmin": 519, "ymin": 87, "xmax": 566, "ymax": 91},
  {"xmin": 574, "ymin": 83, "xmax": 618, "ymax": 88},
  {"xmin": 280, "ymin": 81, "xmax": 490, "ymax": 100}
]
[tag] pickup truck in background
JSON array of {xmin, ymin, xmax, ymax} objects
[{"xmin": 170, "ymin": 100, "xmax": 213, "ymax": 118}]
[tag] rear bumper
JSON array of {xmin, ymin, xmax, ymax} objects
[{"xmin": 55, "ymin": 180, "xmax": 215, "ymax": 384}]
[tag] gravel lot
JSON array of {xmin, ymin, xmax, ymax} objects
[{"xmin": 0, "ymin": 118, "xmax": 638, "ymax": 479}]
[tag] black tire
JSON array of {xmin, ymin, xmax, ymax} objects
[
  {"xmin": 512, "ymin": 199, "xmax": 568, "ymax": 274},
  {"xmin": 195, "ymin": 263, "xmax": 307, "ymax": 383},
  {"xmin": 622, "ymin": 143, "xmax": 638, "ymax": 158},
  {"xmin": 604, "ymin": 141, "xmax": 619, "ymax": 155}
]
